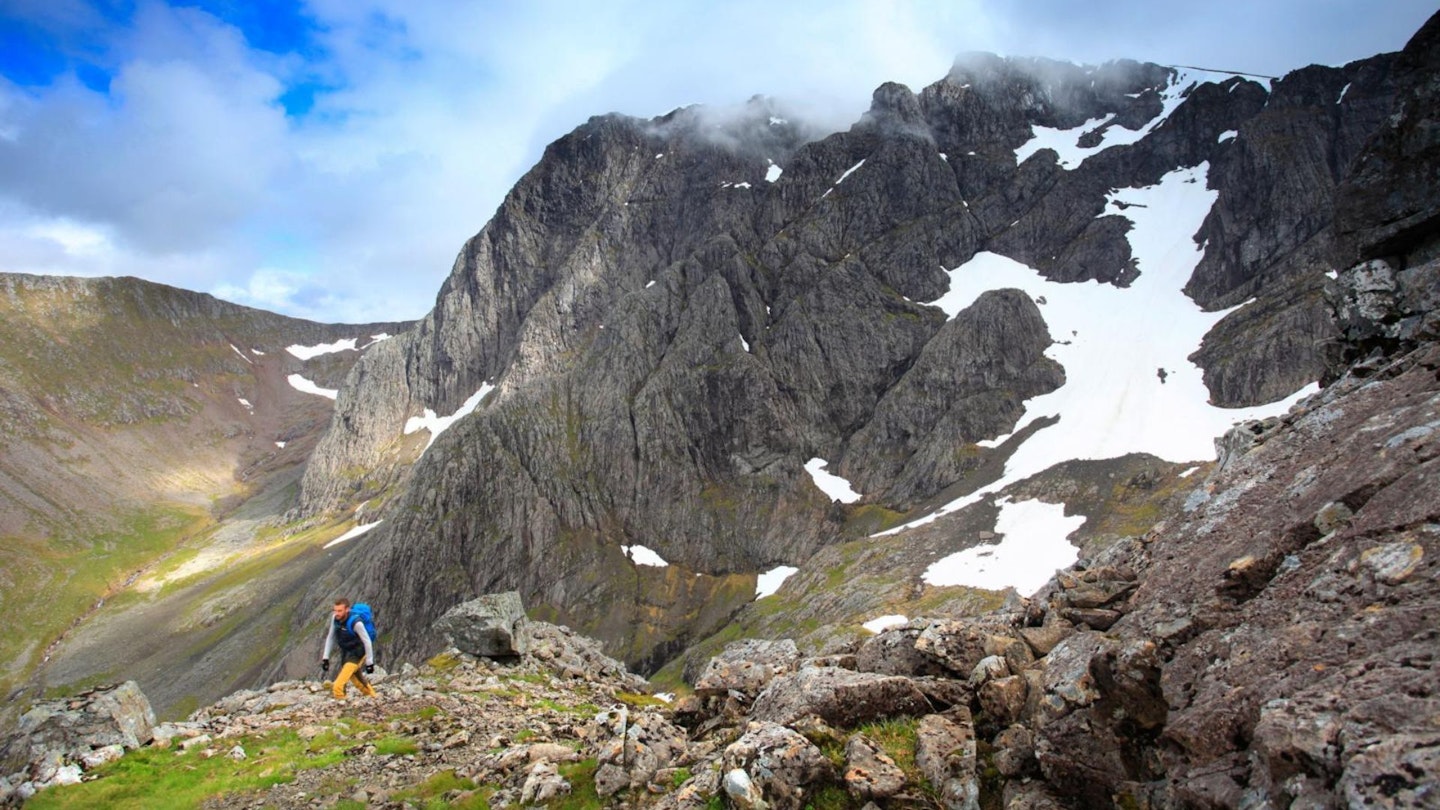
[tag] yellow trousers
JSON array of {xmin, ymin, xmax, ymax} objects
[{"xmin": 332, "ymin": 660, "xmax": 376, "ymax": 699}]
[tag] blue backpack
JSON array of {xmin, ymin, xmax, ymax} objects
[{"xmin": 346, "ymin": 603, "xmax": 378, "ymax": 652}]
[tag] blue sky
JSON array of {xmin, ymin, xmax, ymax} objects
[{"xmin": 0, "ymin": 1, "xmax": 1434, "ymax": 323}]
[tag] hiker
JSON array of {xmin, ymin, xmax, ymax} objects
[{"xmin": 321, "ymin": 598, "xmax": 377, "ymax": 699}]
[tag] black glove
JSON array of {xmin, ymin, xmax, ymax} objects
[
  {"xmin": 321, "ymin": 658, "xmax": 330, "ymax": 673},
  {"xmin": 364, "ymin": 664, "xmax": 375, "ymax": 675}
]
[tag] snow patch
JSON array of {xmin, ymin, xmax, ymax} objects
[
  {"xmin": 275, "ymin": 440, "xmax": 287, "ymax": 449},
  {"xmin": 403, "ymin": 384, "xmax": 496, "ymax": 452},
  {"xmin": 923, "ymin": 498, "xmax": 1083, "ymax": 595},
  {"xmin": 862, "ymin": 615, "xmax": 909, "ymax": 634},
  {"xmin": 766, "ymin": 163, "xmax": 783, "ymax": 182},
  {"xmin": 623, "ymin": 545, "xmax": 669, "ymax": 567},
  {"xmin": 756, "ymin": 566, "xmax": 798, "ymax": 599},
  {"xmin": 287, "ymin": 374, "xmax": 338, "ymax": 400},
  {"xmin": 1217, "ymin": 130, "xmax": 1238, "ymax": 143},
  {"xmin": 286, "ymin": 338, "xmax": 359, "ymax": 359},
  {"xmin": 804, "ymin": 458, "xmax": 861, "ymax": 503},
  {"xmin": 237, "ymin": 398, "xmax": 253, "ymax": 411},
  {"xmin": 881, "ymin": 163, "xmax": 1316, "ymax": 538},
  {"xmin": 1014, "ymin": 69, "xmax": 1197, "ymax": 170},
  {"xmin": 1179, "ymin": 465, "xmax": 1201, "ymax": 478},
  {"xmin": 324, "ymin": 520, "xmax": 383, "ymax": 549}
]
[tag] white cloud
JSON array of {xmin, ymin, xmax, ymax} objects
[{"xmin": 0, "ymin": 1, "xmax": 1432, "ymax": 323}]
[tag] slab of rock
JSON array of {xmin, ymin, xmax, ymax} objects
[
  {"xmin": 723, "ymin": 722, "xmax": 831, "ymax": 810},
  {"xmin": 694, "ymin": 639, "xmax": 801, "ymax": 698},
  {"xmin": 434, "ymin": 592, "xmax": 530, "ymax": 657},
  {"xmin": 750, "ymin": 666, "xmax": 932, "ymax": 727},
  {"xmin": 843, "ymin": 733, "xmax": 906, "ymax": 800},
  {"xmin": 1, "ymin": 681, "xmax": 156, "ymax": 779},
  {"xmin": 915, "ymin": 711, "xmax": 979, "ymax": 810}
]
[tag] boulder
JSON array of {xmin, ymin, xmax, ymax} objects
[
  {"xmin": 750, "ymin": 667, "xmax": 932, "ymax": 727},
  {"xmin": 723, "ymin": 722, "xmax": 831, "ymax": 810},
  {"xmin": 592, "ymin": 708, "xmax": 688, "ymax": 795},
  {"xmin": 1, "ymin": 681, "xmax": 156, "ymax": 782},
  {"xmin": 694, "ymin": 639, "xmax": 801, "ymax": 698},
  {"xmin": 855, "ymin": 624, "xmax": 946, "ymax": 677},
  {"xmin": 842, "ymin": 733, "xmax": 906, "ymax": 800},
  {"xmin": 433, "ymin": 592, "xmax": 530, "ymax": 657},
  {"xmin": 915, "ymin": 712, "xmax": 979, "ymax": 810}
]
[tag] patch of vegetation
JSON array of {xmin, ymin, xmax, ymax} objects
[
  {"xmin": 551, "ymin": 758, "xmax": 602, "ymax": 810},
  {"xmin": 616, "ymin": 691, "xmax": 669, "ymax": 710},
  {"xmin": 858, "ymin": 717, "xmax": 922, "ymax": 783},
  {"xmin": 805, "ymin": 783, "xmax": 852, "ymax": 810},
  {"xmin": 373, "ymin": 735, "xmax": 420, "ymax": 756},
  {"xmin": 1, "ymin": 505, "xmax": 211, "ymax": 693},
  {"xmin": 426, "ymin": 650, "xmax": 464, "ymax": 671},
  {"xmin": 25, "ymin": 727, "xmax": 349, "ymax": 810},
  {"xmin": 394, "ymin": 769, "xmax": 475, "ymax": 803}
]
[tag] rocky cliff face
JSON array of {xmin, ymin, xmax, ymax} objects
[{"xmin": 287, "ymin": 26, "xmax": 1423, "ymax": 676}]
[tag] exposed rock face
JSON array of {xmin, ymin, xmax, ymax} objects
[{"xmin": 284, "ymin": 22, "xmax": 1422, "ymax": 679}]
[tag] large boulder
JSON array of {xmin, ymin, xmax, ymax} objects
[
  {"xmin": 694, "ymin": 639, "xmax": 802, "ymax": 699},
  {"xmin": 0, "ymin": 682, "xmax": 156, "ymax": 798},
  {"xmin": 433, "ymin": 591, "xmax": 530, "ymax": 657},
  {"xmin": 722, "ymin": 722, "xmax": 832, "ymax": 810},
  {"xmin": 750, "ymin": 666, "xmax": 932, "ymax": 727}
]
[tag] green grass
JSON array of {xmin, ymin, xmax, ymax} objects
[
  {"xmin": 0, "ymin": 506, "xmax": 211, "ymax": 693},
  {"xmin": 550, "ymin": 759, "xmax": 602, "ymax": 810},
  {"xmin": 25, "ymin": 728, "xmax": 347, "ymax": 810}
]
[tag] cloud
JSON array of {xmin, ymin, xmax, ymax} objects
[{"xmin": 0, "ymin": 0, "xmax": 1434, "ymax": 324}]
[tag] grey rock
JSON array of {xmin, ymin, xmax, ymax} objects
[
  {"xmin": 750, "ymin": 666, "xmax": 932, "ymax": 727},
  {"xmin": 842, "ymin": 733, "xmax": 906, "ymax": 800},
  {"xmin": 433, "ymin": 592, "xmax": 530, "ymax": 657},
  {"xmin": 694, "ymin": 639, "xmax": 801, "ymax": 699},
  {"xmin": 915, "ymin": 712, "xmax": 979, "ymax": 810},
  {"xmin": 723, "ymin": 722, "xmax": 830, "ymax": 810}
]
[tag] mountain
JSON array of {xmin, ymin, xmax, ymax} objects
[
  {"xmin": 0, "ymin": 273, "xmax": 409, "ymax": 723},
  {"xmin": 270, "ymin": 32, "xmax": 1418, "ymax": 679},
  {"xmin": 2, "ymin": 13, "xmax": 1437, "ymax": 807}
]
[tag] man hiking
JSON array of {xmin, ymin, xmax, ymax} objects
[{"xmin": 322, "ymin": 598, "xmax": 377, "ymax": 699}]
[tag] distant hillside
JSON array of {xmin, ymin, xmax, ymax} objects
[{"xmin": 0, "ymin": 272, "xmax": 409, "ymax": 719}]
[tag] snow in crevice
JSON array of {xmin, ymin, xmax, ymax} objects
[
  {"xmin": 804, "ymin": 458, "xmax": 861, "ymax": 503},
  {"xmin": 739, "ymin": 334, "xmax": 751, "ymax": 352},
  {"xmin": 878, "ymin": 162, "xmax": 1317, "ymax": 587},
  {"xmin": 324, "ymin": 520, "xmax": 383, "ymax": 549},
  {"xmin": 229, "ymin": 344, "xmax": 253, "ymax": 364},
  {"xmin": 237, "ymin": 398, "xmax": 253, "ymax": 412},
  {"xmin": 1014, "ymin": 69, "xmax": 1199, "ymax": 170},
  {"xmin": 1337, "ymin": 83, "xmax": 1352, "ymax": 104},
  {"xmin": 755, "ymin": 566, "xmax": 798, "ymax": 599},
  {"xmin": 288, "ymin": 374, "xmax": 338, "ymax": 399},
  {"xmin": 1217, "ymin": 130, "xmax": 1238, "ymax": 143},
  {"xmin": 623, "ymin": 545, "xmax": 669, "ymax": 567},
  {"xmin": 834, "ymin": 159, "xmax": 865, "ymax": 186},
  {"xmin": 403, "ymin": 383, "xmax": 496, "ymax": 452}
]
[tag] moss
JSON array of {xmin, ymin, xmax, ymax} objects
[{"xmin": 426, "ymin": 650, "xmax": 465, "ymax": 671}]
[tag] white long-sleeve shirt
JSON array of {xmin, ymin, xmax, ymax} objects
[{"xmin": 323, "ymin": 617, "xmax": 374, "ymax": 665}]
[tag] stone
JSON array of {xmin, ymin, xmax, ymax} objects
[
  {"xmin": 915, "ymin": 712, "xmax": 979, "ymax": 810},
  {"xmin": 694, "ymin": 639, "xmax": 802, "ymax": 698},
  {"xmin": 520, "ymin": 760, "xmax": 571, "ymax": 804},
  {"xmin": 977, "ymin": 676, "xmax": 1029, "ymax": 728},
  {"xmin": 750, "ymin": 667, "xmax": 932, "ymax": 727},
  {"xmin": 723, "ymin": 768, "xmax": 768, "ymax": 810},
  {"xmin": 1019, "ymin": 621, "xmax": 1074, "ymax": 657},
  {"xmin": 433, "ymin": 592, "xmax": 530, "ymax": 657},
  {"xmin": 723, "ymin": 722, "xmax": 831, "ymax": 810},
  {"xmin": 842, "ymin": 733, "xmax": 907, "ymax": 800}
]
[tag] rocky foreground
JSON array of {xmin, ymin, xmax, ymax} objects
[{"xmin": 3, "ymin": 323, "xmax": 1436, "ymax": 808}]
